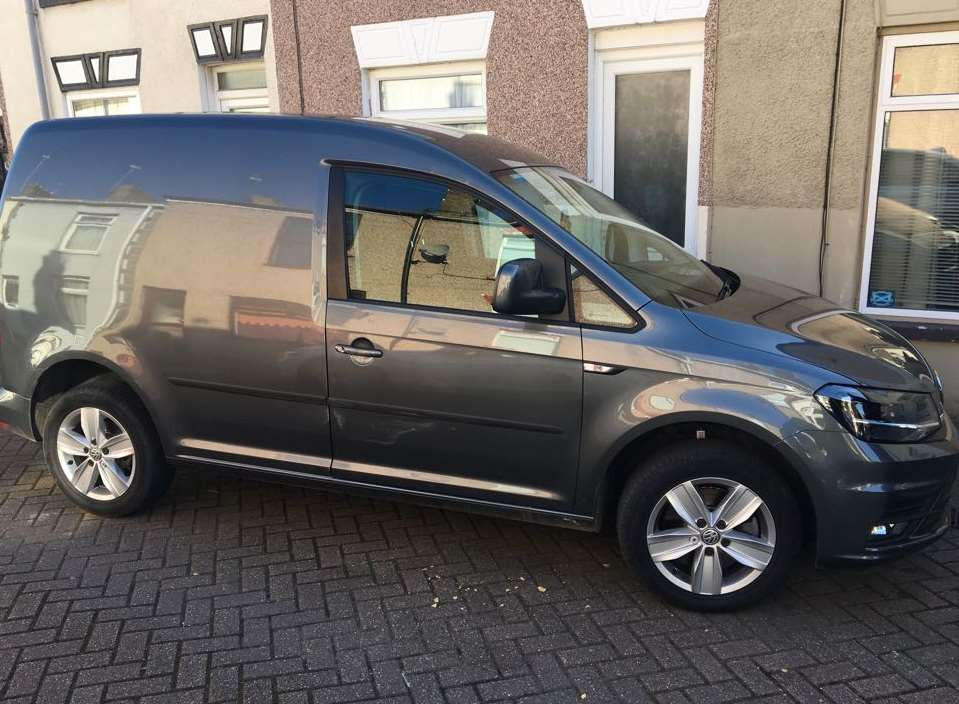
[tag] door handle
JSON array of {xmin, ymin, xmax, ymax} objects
[{"xmin": 334, "ymin": 342, "xmax": 383, "ymax": 359}]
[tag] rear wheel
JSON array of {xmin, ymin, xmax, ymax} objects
[
  {"xmin": 617, "ymin": 441, "xmax": 801, "ymax": 611},
  {"xmin": 42, "ymin": 377, "xmax": 171, "ymax": 516}
]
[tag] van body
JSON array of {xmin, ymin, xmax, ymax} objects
[{"xmin": 0, "ymin": 115, "xmax": 955, "ymax": 609}]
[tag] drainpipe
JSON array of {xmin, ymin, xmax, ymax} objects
[
  {"xmin": 25, "ymin": 0, "xmax": 51, "ymax": 120},
  {"xmin": 817, "ymin": 0, "xmax": 847, "ymax": 297}
]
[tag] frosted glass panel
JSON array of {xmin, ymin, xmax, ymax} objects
[
  {"xmin": 55, "ymin": 59, "xmax": 87, "ymax": 86},
  {"xmin": 217, "ymin": 68, "xmax": 267, "ymax": 91},
  {"xmin": 107, "ymin": 54, "xmax": 138, "ymax": 82},
  {"xmin": 614, "ymin": 70, "xmax": 690, "ymax": 247},
  {"xmin": 192, "ymin": 28, "xmax": 217, "ymax": 57},
  {"xmin": 242, "ymin": 20, "xmax": 264, "ymax": 52},
  {"xmin": 380, "ymin": 74, "xmax": 484, "ymax": 111}
]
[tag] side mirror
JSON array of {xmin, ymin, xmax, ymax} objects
[{"xmin": 492, "ymin": 258, "xmax": 566, "ymax": 316}]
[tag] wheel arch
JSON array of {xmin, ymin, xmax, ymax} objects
[
  {"xmin": 29, "ymin": 353, "xmax": 168, "ymax": 452},
  {"xmin": 592, "ymin": 413, "xmax": 818, "ymax": 545}
]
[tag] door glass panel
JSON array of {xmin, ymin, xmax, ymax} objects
[
  {"xmin": 614, "ymin": 70, "xmax": 690, "ymax": 246},
  {"xmin": 343, "ymin": 170, "xmax": 540, "ymax": 313},
  {"xmin": 571, "ymin": 268, "xmax": 634, "ymax": 328},
  {"xmin": 892, "ymin": 44, "xmax": 959, "ymax": 97}
]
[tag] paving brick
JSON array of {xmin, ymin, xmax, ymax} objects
[{"xmin": 0, "ymin": 431, "xmax": 958, "ymax": 704}]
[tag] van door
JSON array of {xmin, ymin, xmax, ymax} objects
[{"xmin": 325, "ymin": 168, "xmax": 583, "ymax": 511}]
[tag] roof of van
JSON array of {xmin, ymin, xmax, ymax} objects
[{"xmin": 23, "ymin": 113, "xmax": 558, "ymax": 175}]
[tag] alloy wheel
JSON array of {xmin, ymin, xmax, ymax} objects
[
  {"xmin": 646, "ymin": 477, "xmax": 776, "ymax": 596},
  {"xmin": 56, "ymin": 407, "xmax": 136, "ymax": 501}
]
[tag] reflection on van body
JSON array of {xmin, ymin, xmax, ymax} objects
[
  {"xmin": 0, "ymin": 118, "xmax": 329, "ymax": 460},
  {"xmin": 0, "ymin": 115, "xmax": 955, "ymax": 611}
]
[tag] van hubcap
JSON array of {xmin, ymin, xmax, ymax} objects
[
  {"xmin": 646, "ymin": 477, "xmax": 776, "ymax": 596},
  {"xmin": 56, "ymin": 407, "xmax": 135, "ymax": 501}
]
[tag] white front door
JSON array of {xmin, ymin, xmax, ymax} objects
[{"xmin": 591, "ymin": 27, "xmax": 705, "ymax": 255}]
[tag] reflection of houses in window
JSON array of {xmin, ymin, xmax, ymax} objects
[
  {"xmin": 267, "ymin": 216, "xmax": 312, "ymax": 269},
  {"xmin": 1, "ymin": 275, "xmax": 19, "ymax": 308},
  {"xmin": 61, "ymin": 213, "xmax": 116, "ymax": 253},
  {"xmin": 59, "ymin": 275, "xmax": 90, "ymax": 329}
]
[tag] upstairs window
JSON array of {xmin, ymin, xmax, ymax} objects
[
  {"xmin": 369, "ymin": 62, "xmax": 487, "ymax": 133},
  {"xmin": 61, "ymin": 213, "xmax": 116, "ymax": 253},
  {"xmin": 862, "ymin": 32, "xmax": 959, "ymax": 320}
]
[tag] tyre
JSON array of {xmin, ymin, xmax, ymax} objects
[
  {"xmin": 42, "ymin": 377, "xmax": 172, "ymax": 516},
  {"xmin": 617, "ymin": 441, "xmax": 801, "ymax": 611}
]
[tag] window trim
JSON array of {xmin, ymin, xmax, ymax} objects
[
  {"xmin": 326, "ymin": 163, "xmax": 643, "ymax": 332},
  {"xmin": 51, "ymin": 49, "xmax": 141, "ymax": 92},
  {"xmin": 367, "ymin": 61, "xmax": 487, "ymax": 131},
  {"xmin": 66, "ymin": 87, "xmax": 141, "ymax": 117},
  {"xmin": 859, "ymin": 30, "xmax": 959, "ymax": 321},
  {"xmin": 1, "ymin": 275, "xmax": 19, "ymax": 310},
  {"xmin": 209, "ymin": 63, "xmax": 271, "ymax": 113}
]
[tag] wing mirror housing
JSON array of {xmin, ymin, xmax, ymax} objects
[{"xmin": 492, "ymin": 258, "xmax": 566, "ymax": 316}]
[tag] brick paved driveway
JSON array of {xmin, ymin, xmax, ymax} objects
[{"xmin": 2, "ymin": 432, "xmax": 959, "ymax": 704}]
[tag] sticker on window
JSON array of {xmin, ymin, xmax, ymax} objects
[{"xmin": 869, "ymin": 290, "xmax": 895, "ymax": 307}]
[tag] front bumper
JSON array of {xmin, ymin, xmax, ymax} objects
[
  {"xmin": 782, "ymin": 419, "xmax": 958, "ymax": 565},
  {"xmin": 0, "ymin": 387, "xmax": 35, "ymax": 440}
]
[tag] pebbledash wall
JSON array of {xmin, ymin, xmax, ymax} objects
[
  {"xmin": 2, "ymin": 0, "xmax": 959, "ymax": 416},
  {"xmin": 267, "ymin": 0, "xmax": 959, "ymax": 417}
]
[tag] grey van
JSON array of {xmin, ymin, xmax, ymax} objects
[{"xmin": 0, "ymin": 115, "xmax": 955, "ymax": 610}]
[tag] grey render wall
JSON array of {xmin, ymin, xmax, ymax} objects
[
  {"xmin": 269, "ymin": 0, "xmax": 590, "ymax": 176},
  {"xmin": 704, "ymin": 0, "xmax": 878, "ymax": 304}
]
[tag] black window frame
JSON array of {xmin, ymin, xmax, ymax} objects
[
  {"xmin": 51, "ymin": 49, "xmax": 141, "ymax": 92},
  {"xmin": 326, "ymin": 163, "xmax": 642, "ymax": 332},
  {"xmin": 188, "ymin": 15, "xmax": 268, "ymax": 64}
]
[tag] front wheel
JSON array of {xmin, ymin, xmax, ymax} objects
[
  {"xmin": 617, "ymin": 442, "xmax": 801, "ymax": 611},
  {"xmin": 42, "ymin": 377, "xmax": 171, "ymax": 516}
]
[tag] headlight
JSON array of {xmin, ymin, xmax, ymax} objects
[{"xmin": 815, "ymin": 384, "xmax": 942, "ymax": 443}]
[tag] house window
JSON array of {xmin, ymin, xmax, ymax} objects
[
  {"xmin": 51, "ymin": 50, "xmax": 141, "ymax": 92},
  {"xmin": 60, "ymin": 276, "xmax": 90, "ymax": 329},
  {"xmin": 211, "ymin": 64, "xmax": 270, "ymax": 113},
  {"xmin": 862, "ymin": 32, "xmax": 959, "ymax": 319},
  {"xmin": 368, "ymin": 62, "xmax": 487, "ymax": 133},
  {"xmin": 68, "ymin": 90, "xmax": 141, "ymax": 117},
  {"xmin": 61, "ymin": 213, "xmax": 116, "ymax": 253},
  {"xmin": 2, "ymin": 275, "xmax": 19, "ymax": 309}
]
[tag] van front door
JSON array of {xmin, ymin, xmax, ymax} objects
[{"xmin": 325, "ymin": 169, "xmax": 583, "ymax": 511}]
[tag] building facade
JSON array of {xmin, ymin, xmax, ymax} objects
[{"xmin": 1, "ymin": 0, "xmax": 958, "ymax": 416}]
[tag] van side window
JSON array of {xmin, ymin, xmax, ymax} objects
[
  {"xmin": 344, "ymin": 170, "xmax": 543, "ymax": 315},
  {"xmin": 571, "ymin": 267, "xmax": 635, "ymax": 329}
]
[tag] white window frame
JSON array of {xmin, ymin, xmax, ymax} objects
[
  {"xmin": 209, "ymin": 63, "xmax": 271, "ymax": 114},
  {"xmin": 1, "ymin": 275, "xmax": 19, "ymax": 310},
  {"xmin": 66, "ymin": 87, "xmax": 141, "ymax": 117},
  {"xmin": 588, "ymin": 22, "xmax": 705, "ymax": 256},
  {"xmin": 859, "ymin": 31, "xmax": 959, "ymax": 321},
  {"xmin": 367, "ymin": 61, "xmax": 487, "ymax": 130},
  {"xmin": 58, "ymin": 212, "xmax": 117, "ymax": 254}
]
